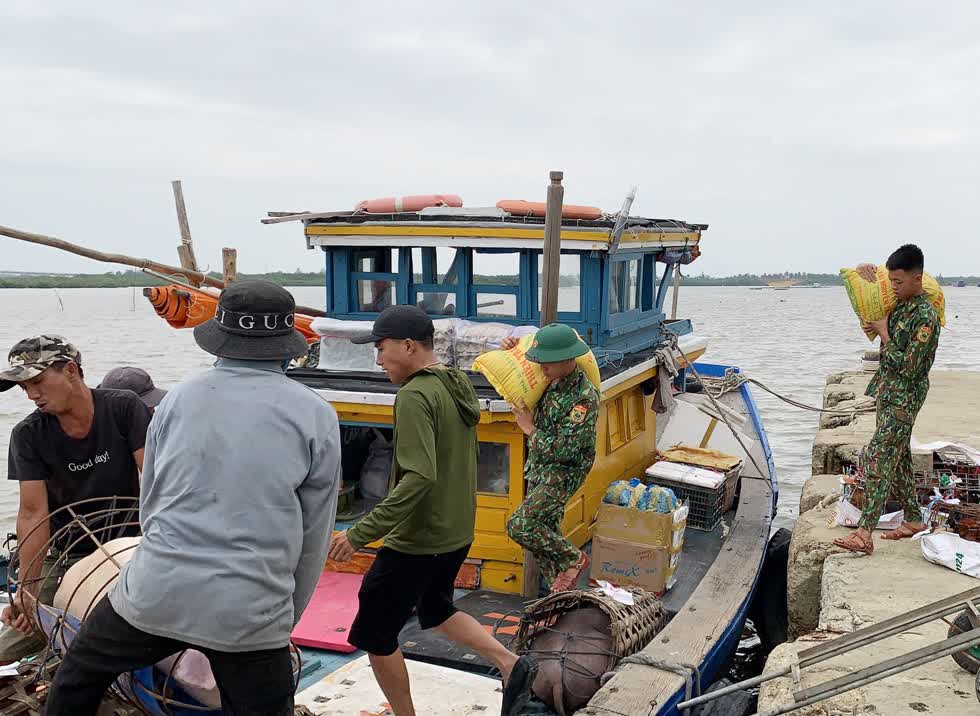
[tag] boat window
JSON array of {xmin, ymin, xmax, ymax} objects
[
  {"xmin": 416, "ymin": 291, "xmax": 456, "ymax": 316},
  {"xmin": 537, "ymin": 254, "xmax": 581, "ymax": 313},
  {"xmin": 356, "ymin": 279, "xmax": 397, "ymax": 312},
  {"xmin": 354, "ymin": 249, "xmax": 398, "ymax": 273},
  {"xmin": 476, "ymin": 293, "xmax": 517, "ymax": 317},
  {"xmin": 436, "ymin": 248, "xmax": 460, "ymax": 284},
  {"xmin": 473, "ymin": 251, "xmax": 519, "ymax": 287},
  {"xmin": 411, "ymin": 248, "xmax": 461, "ymax": 285},
  {"xmin": 610, "ymin": 259, "xmax": 641, "ymax": 314},
  {"xmin": 477, "ymin": 442, "xmax": 510, "ymax": 494}
]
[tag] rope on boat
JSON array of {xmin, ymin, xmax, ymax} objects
[
  {"xmin": 596, "ymin": 653, "xmax": 702, "ymax": 716},
  {"xmin": 699, "ymin": 369, "xmax": 876, "ymax": 416},
  {"xmin": 662, "ymin": 331, "xmax": 775, "ymax": 494}
]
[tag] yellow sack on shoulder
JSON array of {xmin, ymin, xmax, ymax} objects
[
  {"xmin": 473, "ymin": 333, "xmax": 601, "ymax": 409},
  {"xmin": 840, "ymin": 266, "xmax": 946, "ymax": 341}
]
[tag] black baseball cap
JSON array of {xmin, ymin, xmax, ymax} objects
[{"xmin": 350, "ymin": 305, "xmax": 434, "ymax": 344}]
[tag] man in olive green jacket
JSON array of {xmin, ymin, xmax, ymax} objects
[{"xmin": 329, "ymin": 306, "xmax": 534, "ymax": 716}]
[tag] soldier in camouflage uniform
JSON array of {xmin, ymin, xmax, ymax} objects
[
  {"xmin": 834, "ymin": 245, "xmax": 940, "ymax": 555},
  {"xmin": 502, "ymin": 324, "xmax": 599, "ymax": 593}
]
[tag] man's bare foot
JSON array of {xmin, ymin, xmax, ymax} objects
[{"xmin": 881, "ymin": 521, "xmax": 925, "ymax": 540}]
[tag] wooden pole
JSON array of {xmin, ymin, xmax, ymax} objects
[
  {"xmin": 171, "ymin": 180, "xmax": 202, "ymax": 286},
  {"xmin": 222, "ymin": 247, "xmax": 238, "ymax": 284},
  {"xmin": 521, "ymin": 170, "xmax": 565, "ymax": 598},
  {"xmin": 0, "ymin": 224, "xmax": 222, "ymax": 289},
  {"xmin": 671, "ymin": 266, "xmax": 682, "ymax": 320},
  {"xmin": 539, "ymin": 170, "xmax": 565, "ymax": 326}
]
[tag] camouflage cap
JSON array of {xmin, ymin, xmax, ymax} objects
[{"xmin": 0, "ymin": 335, "xmax": 81, "ymax": 392}]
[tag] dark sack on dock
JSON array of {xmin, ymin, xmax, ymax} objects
[
  {"xmin": 529, "ymin": 606, "xmax": 613, "ymax": 715},
  {"xmin": 516, "ymin": 588, "xmax": 668, "ymax": 716}
]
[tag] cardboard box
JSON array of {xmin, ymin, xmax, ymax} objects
[
  {"xmin": 595, "ymin": 502, "xmax": 686, "ymax": 550},
  {"xmin": 591, "ymin": 536, "xmax": 670, "ymax": 595},
  {"xmin": 591, "ymin": 503, "xmax": 687, "ymax": 594}
]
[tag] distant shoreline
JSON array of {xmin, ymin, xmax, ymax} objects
[{"xmin": 1, "ymin": 270, "xmax": 978, "ymax": 289}]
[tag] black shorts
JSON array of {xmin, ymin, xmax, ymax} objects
[{"xmin": 348, "ymin": 544, "xmax": 471, "ymax": 656}]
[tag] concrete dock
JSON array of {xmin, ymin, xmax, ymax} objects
[{"xmin": 759, "ymin": 370, "xmax": 980, "ymax": 715}]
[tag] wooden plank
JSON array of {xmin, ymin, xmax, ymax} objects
[
  {"xmin": 222, "ymin": 247, "xmax": 238, "ymax": 284},
  {"xmin": 583, "ymin": 440, "xmax": 773, "ymax": 715},
  {"xmin": 296, "ymin": 655, "xmax": 502, "ymax": 715},
  {"xmin": 262, "ymin": 210, "xmax": 353, "ymax": 224}
]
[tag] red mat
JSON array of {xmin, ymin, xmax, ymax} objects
[{"xmin": 291, "ymin": 570, "xmax": 362, "ymax": 653}]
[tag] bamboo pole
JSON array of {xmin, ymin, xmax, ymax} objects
[
  {"xmin": 671, "ymin": 266, "xmax": 682, "ymax": 320},
  {"xmin": 0, "ymin": 224, "xmax": 222, "ymax": 288},
  {"xmin": 0, "ymin": 224, "xmax": 328, "ymax": 318},
  {"xmin": 171, "ymin": 180, "xmax": 201, "ymax": 286}
]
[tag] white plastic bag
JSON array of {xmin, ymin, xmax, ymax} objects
[
  {"xmin": 920, "ymin": 532, "xmax": 980, "ymax": 578},
  {"xmin": 828, "ymin": 497, "xmax": 903, "ymax": 530},
  {"xmin": 360, "ymin": 429, "xmax": 392, "ymax": 505}
]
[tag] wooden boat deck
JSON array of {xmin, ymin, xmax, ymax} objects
[{"xmin": 295, "ymin": 362, "xmax": 776, "ymax": 714}]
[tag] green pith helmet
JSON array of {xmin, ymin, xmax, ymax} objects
[{"xmin": 525, "ymin": 323, "xmax": 590, "ymax": 364}]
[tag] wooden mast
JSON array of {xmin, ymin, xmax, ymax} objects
[{"xmin": 521, "ymin": 170, "xmax": 565, "ymax": 598}]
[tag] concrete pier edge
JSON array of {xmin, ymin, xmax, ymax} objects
[{"xmin": 760, "ymin": 369, "xmax": 980, "ymax": 715}]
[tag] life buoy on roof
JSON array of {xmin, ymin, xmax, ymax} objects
[
  {"xmin": 495, "ymin": 200, "xmax": 603, "ymax": 220},
  {"xmin": 355, "ymin": 195, "xmax": 464, "ymax": 213}
]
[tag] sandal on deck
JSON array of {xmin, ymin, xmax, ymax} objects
[
  {"xmin": 881, "ymin": 522, "xmax": 925, "ymax": 540},
  {"xmin": 833, "ymin": 532, "xmax": 874, "ymax": 555}
]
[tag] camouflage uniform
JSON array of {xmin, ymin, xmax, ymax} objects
[
  {"xmin": 858, "ymin": 295, "xmax": 940, "ymax": 530},
  {"xmin": 506, "ymin": 367, "xmax": 599, "ymax": 583}
]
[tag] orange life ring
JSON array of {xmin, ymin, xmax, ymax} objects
[
  {"xmin": 496, "ymin": 200, "xmax": 603, "ymax": 220},
  {"xmin": 355, "ymin": 195, "xmax": 463, "ymax": 213}
]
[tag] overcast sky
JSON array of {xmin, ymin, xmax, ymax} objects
[{"xmin": 1, "ymin": 1, "xmax": 978, "ymax": 278}]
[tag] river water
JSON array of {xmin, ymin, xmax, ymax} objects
[{"xmin": 1, "ymin": 285, "xmax": 978, "ymax": 535}]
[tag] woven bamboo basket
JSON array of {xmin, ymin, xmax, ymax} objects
[{"xmin": 514, "ymin": 586, "xmax": 667, "ymax": 660}]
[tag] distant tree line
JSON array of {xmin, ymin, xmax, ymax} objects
[{"xmin": 1, "ymin": 269, "xmax": 977, "ymax": 289}]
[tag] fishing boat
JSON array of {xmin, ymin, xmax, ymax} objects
[
  {"xmin": 2, "ymin": 195, "xmax": 777, "ymax": 715},
  {"xmin": 221, "ymin": 200, "xmax": 774, "ymax": 715}
]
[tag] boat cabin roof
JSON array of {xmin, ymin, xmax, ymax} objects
[
  {"xmin": 295, "ymin": 207, "xmax": 706, "ymax": 252},
  {"xmin": 269, "ymin": 204, "xmax": 706, "ymax": 360}
]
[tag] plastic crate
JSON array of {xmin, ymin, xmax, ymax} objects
[{"xmin": 647, "ymin": 468, "xmax": 739, "ymax": 532}]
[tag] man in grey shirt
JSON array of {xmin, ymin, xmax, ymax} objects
[{"xmin": 46, "ymin": 280, "xmax": 341, "ymax": 715}]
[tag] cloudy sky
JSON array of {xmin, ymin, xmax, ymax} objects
[{"xmin": 1, "ymin": 1, "xmax": 977, "ymax": 277}]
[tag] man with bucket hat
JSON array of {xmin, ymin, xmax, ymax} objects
[
  {"xmin": 46, "ymin": 281, "xmax": 342, "ymax": 715},
  {"xmin": 501, "ymin": 323, "xmax": 599, "ymax": 593},
  {"xmin": 0, "ymin": 336, "xmax": 150, "ymax": 663}
]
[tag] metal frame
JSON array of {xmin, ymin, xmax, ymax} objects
[
  {"xmin": 676, "ymin": 586, "xmax": 980, "ymax": 715},
  {"xmin": 317, "ymin": 241, "xmax": 695, "ymax": 360}
]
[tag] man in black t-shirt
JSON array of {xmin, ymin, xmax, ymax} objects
[{"xmin": 0, "ymin": 336, "xmax": 150, "ymax": 662}]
